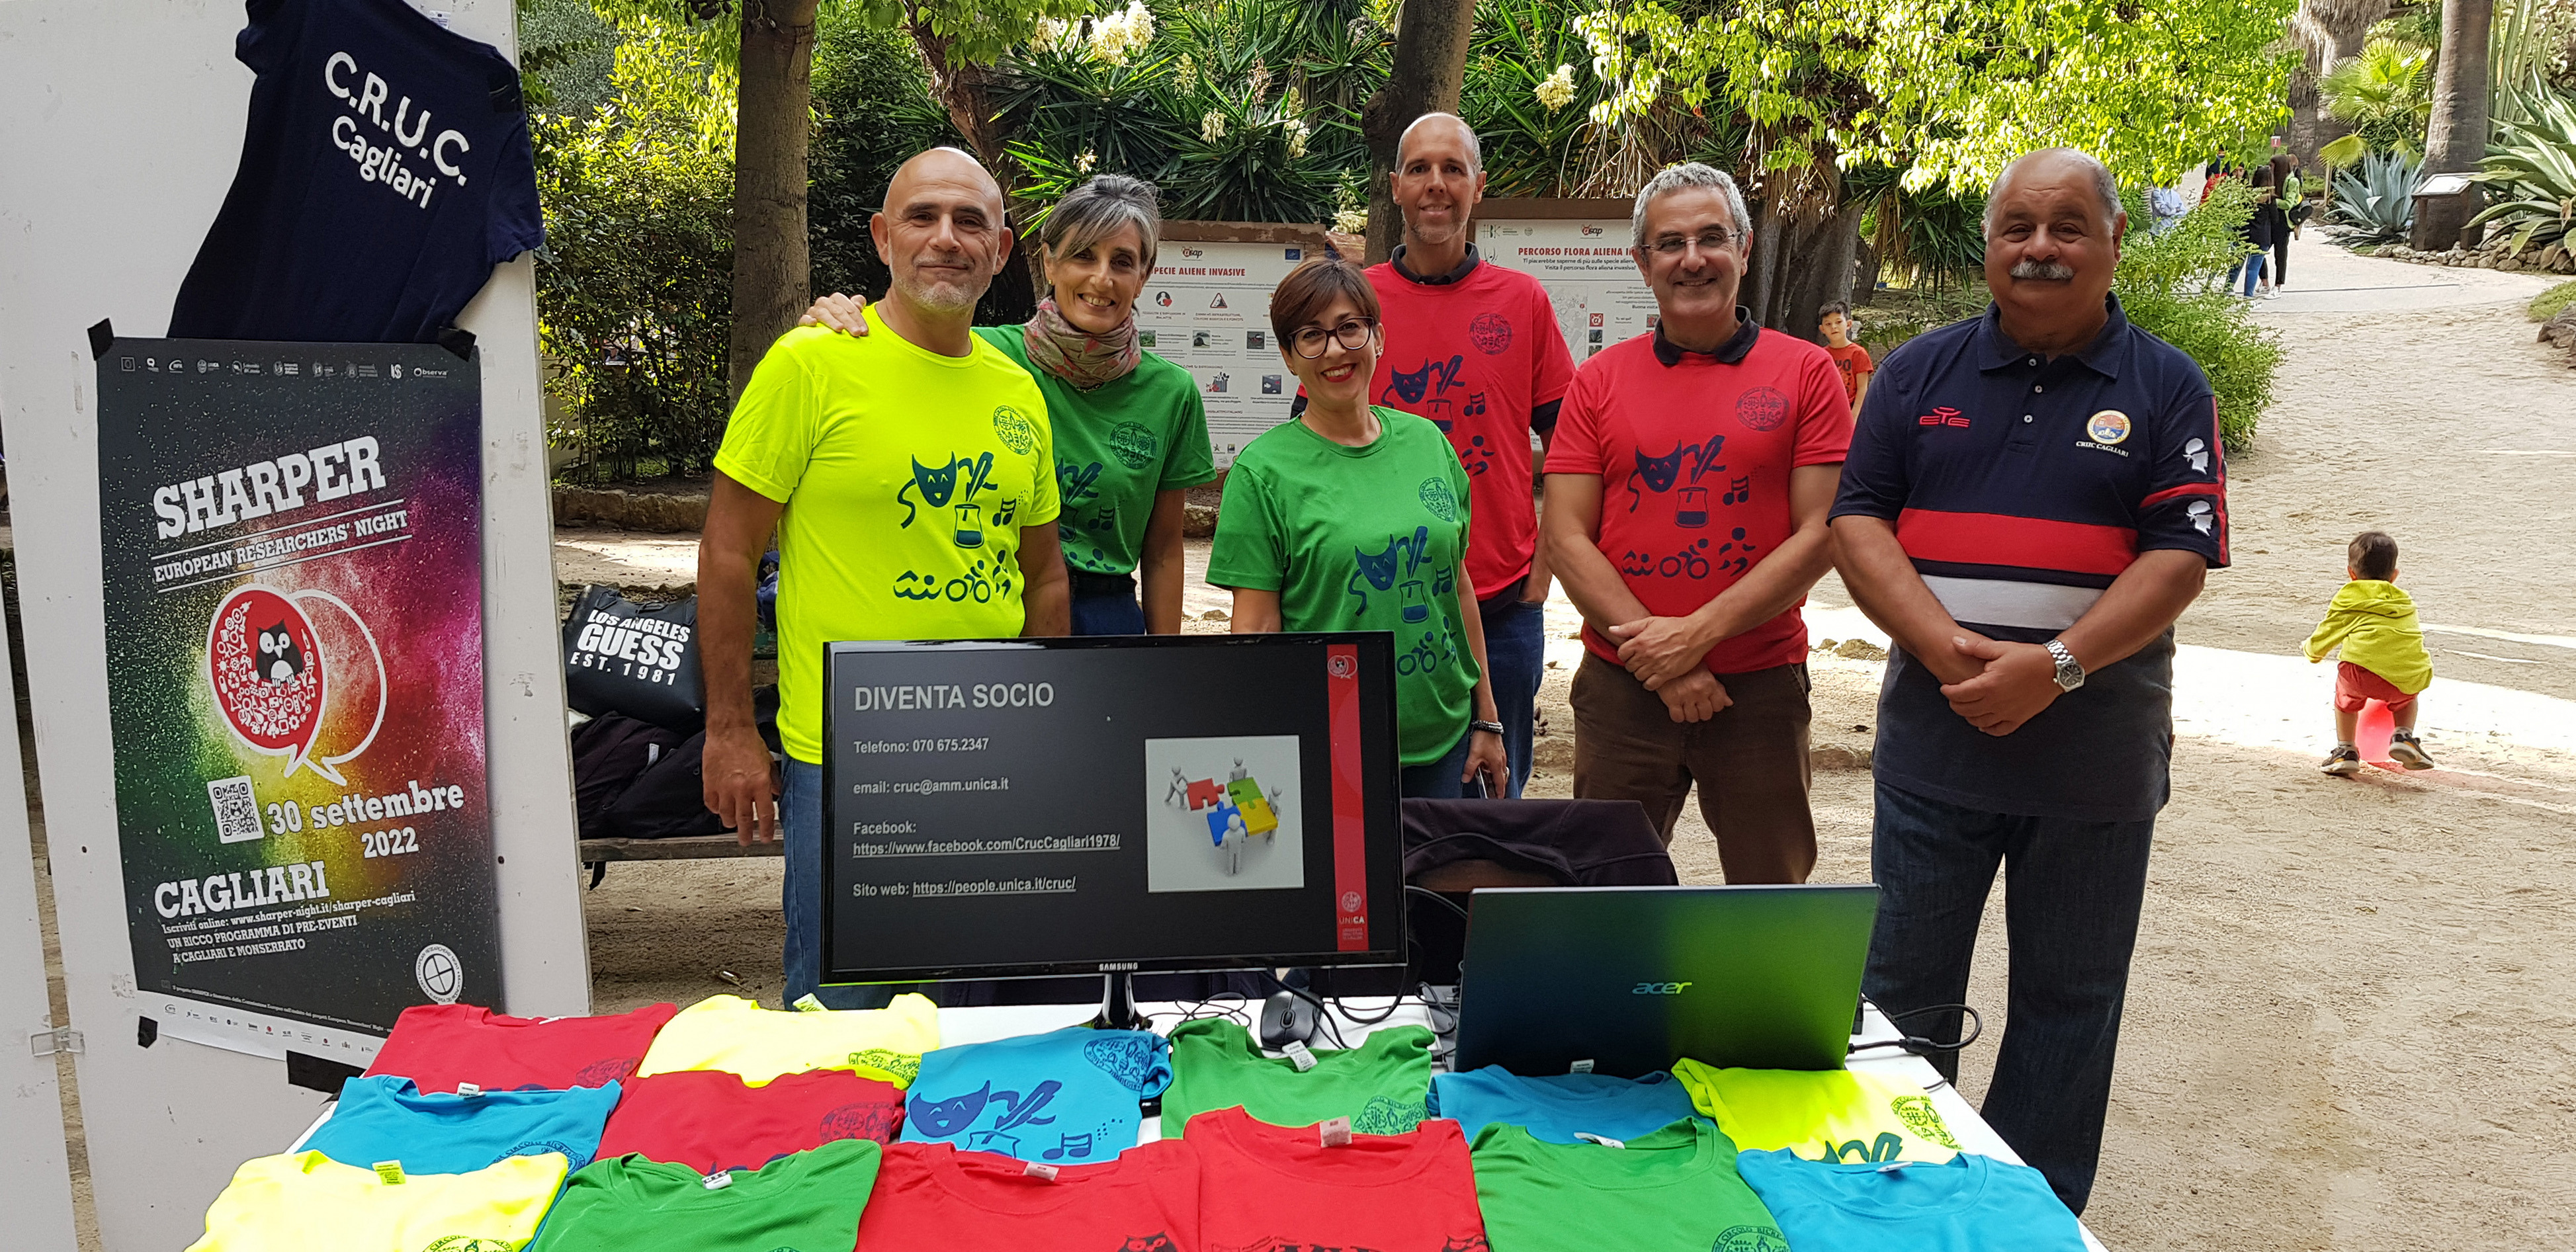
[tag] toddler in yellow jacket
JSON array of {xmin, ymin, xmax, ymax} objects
[{"xmin": 2304, "ymin": 531, "xmax": 2434, "ymax": 774}]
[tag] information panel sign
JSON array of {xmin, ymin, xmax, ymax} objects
[
  {"xmin": 1134, "ymin": 238, "xmax": 1317, "ymax": 466},
  {"xmin": 1477, "ymin": 216, "xmax": 1659, "ymax": 364},
  {"xmin": 96, "ymin": 338, "xmax": 499, "ymax": 1060},
  {"xmin": 820, "ymin": 636, "xmax": 1404, "ymax": 984}
]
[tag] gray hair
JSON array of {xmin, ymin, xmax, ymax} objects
[
  {"xmin": 1398, "ymin": 112, "xmax": 1482, "ymax": 175},
  {"xmin": 1630, "ymin": 162, "xmax": 1751, "ymax": 249},
  {"xmin": 1043, "ymin": 173, "xmax": 1163, "ymax": 272},
  {"xmin": 1982, "ymin": 148, "xmax": 2122, "ymax": 235}
]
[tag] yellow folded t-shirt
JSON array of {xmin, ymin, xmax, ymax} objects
[
  {"xmin": 187, "ymin": 1150, "xmax": 566, "ymax": 1252},
  {"xmin": 636, "ymin": 992, "xmax": 940, "ymax": 1087},
  {"xmin": 1672, "ymin": 1060, "xmax": 1959, "ymax": 1163}
]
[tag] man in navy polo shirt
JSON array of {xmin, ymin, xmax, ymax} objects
[{"xmin": 1830, "ymin": 147, "xmax": 2227, "ymax": 1214}]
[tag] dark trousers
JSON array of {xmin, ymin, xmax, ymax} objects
[
  {"xmin": 1477, "ymin": 593, "xmax": 1547, "ymax": 798},
  {"xmin": 2272, "ymin": 232, "xmax": 2290, "ymax": 284},
  {"xmin": 1398, "ymin": 728, "xmax": 1477, "ymax": 798},
  {"xmin": 1568, "ymin": 653, "xmax": 1815, "ymax": 883},
  {"xmin": 1068, "ymin": 569, "xmax": 1146, "ymax": 636},
  {"xmin": 1862, "ymin": 778, "xmax": 2157, "ymax": 1216}
]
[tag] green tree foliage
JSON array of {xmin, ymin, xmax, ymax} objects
[
  {"xmin": 2319, "ymin": 36, "xmax": 2434, "ymax": 160},
  {"xmin": 808, "ymin": 21, "xmax": 961, "ymax": 302},
  {"xmin": 2114, "ymin": 180, "xmax": 2282, "ymax": 450},
  {"xmin": 535, "ymin": 18, "xmax": 739, "ymax": 481},
  {"xmin": 1459, "ymin": 0, "xmax": 1608, "ymax": 197},
  {"xmin": 1572, "ymin": 0, "xmax": 2301, "ymax": 194}
]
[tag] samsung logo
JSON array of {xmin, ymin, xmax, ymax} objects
[
  {"xmin": 1632, "ymin": 981, "xmax": 1693, "ymax": 995},
  {"xmin": 1097, "ymin": 962, "xmax": 1139, "ymax": 972}
]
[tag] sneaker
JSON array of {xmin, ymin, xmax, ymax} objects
[
  {"xmin": 2387, "ymin": 731, "xmax": 2436, "ymax": 770},
  {"xmin": 2321, "ymin": 745, "xmax": 2364, "ymax": 776}
]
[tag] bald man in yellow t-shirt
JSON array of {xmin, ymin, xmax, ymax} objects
[{"xmin": 697, "ymin": 148, "xmax": 1068, "ymax": 1009}]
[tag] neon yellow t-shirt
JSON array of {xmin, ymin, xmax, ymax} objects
[
  {"xmin": 713, "ymin": 313, "xmax": 1059, "ymax": 763},
  {"xmin": 634, "ymin": 992, "xmax": 941, "ymax": 1087},
  {"xmin": 186, "ymin": 1150, "xmax": 566, "ymax": 1252},
  {"xmin": 1672, "ymin": 1060, "xmax": 1960, "ymax": 1164}
]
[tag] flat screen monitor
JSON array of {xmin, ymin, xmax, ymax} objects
[{"xmin": 818, "ymin": 633, "xmax": 1406, "ymax": 987}]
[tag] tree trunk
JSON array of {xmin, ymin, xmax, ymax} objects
[
  {"xmin": 729, "ymin": 0, "xmax": 824, "ymax": 399},
  {"xmin": 1742, "ymin": 181, "xmax": 1785, "ymax": 329},
  {"xmin": 1776, "ymin": 206, "xmax": 1862, "ymax": 343},
  {"xmin": 922, "ymin": 50, "xmax": 1009, "ymax": 168},
  {"xmin": 1359, "ymin": 0, "xmax": 1477, "ymax": 262},
  {"xmin": 2413, "ymin": 0, "xmax": 2494, "ymax": 250},
  {"xmin": 2288, "ymin": 62, "xmax": 2323, "ymax": 165}
]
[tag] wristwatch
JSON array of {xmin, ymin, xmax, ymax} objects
[
  {"xmin": 1470, "ymin": 720, "xmax": 1506, "ymax": 737},
  {"xmin": 2044, "ymin": 640, "xmax": 2086, "ymax": 692}
]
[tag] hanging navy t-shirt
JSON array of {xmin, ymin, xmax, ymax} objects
[{"xmin": 169, "ymin": 0, "xmax": 544, "ymax": 343}]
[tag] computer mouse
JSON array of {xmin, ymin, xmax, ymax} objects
[{"xmin": 1258, "ymin": 989, "xmax": 1319, "ymax": 1049}]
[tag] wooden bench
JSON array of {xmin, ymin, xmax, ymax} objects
[{"xmin": 578, "ymin": 834, "xmax": 778, "ymax": 888}]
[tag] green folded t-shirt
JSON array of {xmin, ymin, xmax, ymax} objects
[
  {"xmin": 1470, "ymin": 1118, "xmax": 1787, "ymax": 1252},
  {"xmin": 528, "ymin": 1137, "xmax": 879, "ymax": 1251},
  {"xmin": 1162, "ymin": 1018, "xmax": 1433, "ymax": 1138}
]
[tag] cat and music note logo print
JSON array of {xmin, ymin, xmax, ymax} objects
[{"xmin": 902, "ymin": 1030, "xmax": 1174, "ymax": 1162}]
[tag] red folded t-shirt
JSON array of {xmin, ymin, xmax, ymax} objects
[
  {"xmin": 855, "ymin": 1139, "xmax": 1199, "ymax": 1252},
  {"xmin": 365, "ymin": 1002, "xmax": 678, "ymax": 1093},
  {"xmin": 1185, "ymin": 1106, "xmax": 1489, "ymax": 1252},
  {"xmin": 597, "ymin": 1067, "xmax": 904, "ymax": 1173}
]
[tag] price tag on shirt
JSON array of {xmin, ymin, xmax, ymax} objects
[
  {"xmin": 1568, "ymin": 1059, "xmax": 1596, "ymax": 1074},
  {"xmin": 1318, "ymin": 1116, "xmax": 1353, "ymax": 1148},
  {"xmin": 703, "ymin": 1170, "xmax": 734, "ymax": 1190},
  {"xmin": 1282, "ymin": 1041, "xmax": 1318, "ymax": 1072},
  {"xmin": 455, "ymin": 1082, "xmax": 482, "ymax": 1098}
]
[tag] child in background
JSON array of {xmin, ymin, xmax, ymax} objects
[
  {"xmin": 1819, "ymin": 302, "xmax": 1871, "ymax": 417},
  {"xmin": 2305, "ymin": 531, "xmax": 2435, "ymax": 774}
]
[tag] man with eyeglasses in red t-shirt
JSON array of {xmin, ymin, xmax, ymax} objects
[{"xmin": 1542, "ymin": 162, "xmax": 1851, "ymax": 881}]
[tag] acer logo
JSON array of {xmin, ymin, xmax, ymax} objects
[{"xmin": 1631, "ymin": 981, "xmax": 1693, "ymax": 995}]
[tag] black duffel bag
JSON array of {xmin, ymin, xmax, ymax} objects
[{"xmin": 562, "ymin": 585, "xmax": 705, "ymax": 732}]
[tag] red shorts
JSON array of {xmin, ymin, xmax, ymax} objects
[{"xmin": 2334, "ymin": 661, "xmax": 2417, "ymax": 713}]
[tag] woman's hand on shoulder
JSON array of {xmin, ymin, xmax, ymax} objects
[{"xmin": 799, "ymin": 292, "xmax": 871, "ymax": 336}]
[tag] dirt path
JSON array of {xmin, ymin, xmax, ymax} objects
[{"xmin": 574, "ymin": 238, "xmax": 2576, "ymax": 1249}]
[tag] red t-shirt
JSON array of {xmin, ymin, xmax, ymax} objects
[
  {"xmin": 1546, "ymin": 329, "xmax": 1854, "ymax": 675},
  {"xmin": 365, "ymin": 1001, "xmax": 678, "ymax": 1093},
  {"xmin": 1827, "ymin": 341, "xmax": 1873, "ymax": 402},
  {"xmin": 1364, "ymin": 258, "xmax": 1576, "ymax": 600},
  {"xmin": 1185, "ymin": 1106, "xmax": 1488, "ymax": 1252},
  {"xmin": 596, "ymin": 1067, "xmax": 905, "ymax": 1173},
  {"xmin": 855, "ymin": 1140, "xmax": 1201, "ymax": 1252}
]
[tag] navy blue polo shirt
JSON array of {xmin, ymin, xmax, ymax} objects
[
  {"xmin": 169, "ymin": 0, "xmax": 543, "ymax": 343},
  {"xmin": 1830, "ymin": 295, "xmax": 2227, "ymax": 821}
]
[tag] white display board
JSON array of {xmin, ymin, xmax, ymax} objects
[
  {"xmin": 1477, "ymin": 214, "xmax": 1658, "ymax": 364},
  {"xmin": 1135, "ymin": 235, "xmax": 1322, "ymax": 466},
  {"xmin": 0, "ymin": 1, "xmax": 590, "ymax": 1247},
  {"xmin": 0, "ymin": 608, "xmax": 77, "ymax": 1251}
]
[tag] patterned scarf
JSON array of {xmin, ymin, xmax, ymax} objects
[{"xmin": 1019, "ymin": 297, "xmax": 1142, "ymax": 391}]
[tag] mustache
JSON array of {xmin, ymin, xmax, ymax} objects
[{"xmin": 2010, "ymin": 258, "xmax": 2076, "ymax": 280}]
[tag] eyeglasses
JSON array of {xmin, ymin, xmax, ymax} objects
[
  {"xmin": 1647, "ymin": 228, "xmax": 1740, "ymax": 256},
  {"xmin": 1290, "ymin": 317, "xmax": 1379, "ymax": 358}
]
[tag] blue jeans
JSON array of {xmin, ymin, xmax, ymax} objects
[
  {"xmin": 1400, "ymin": 728, "xmax": 1478, "ymax": 798},
  {"xmin": 1477, "ymin": 593, "xmax": 1546, "ymax": 798},
  {"xmin": 781, "ymin": 758, "xmax": 896, "ymax": 1009},
  {"xmin": 1068, "ymin": 573, "xmax": 1146, "ymax": 636},
  {"xmin": 1861, "ymin": 779, "xmax": 2156, "ymax": 1216},
  {"xmin": 2227, "ymin": 249, "xmax": 2267, "ymax": 295}
]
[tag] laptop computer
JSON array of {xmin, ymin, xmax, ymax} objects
[{"xmin": 1449, "ymin": 884, "xmax": 1880, "ymax": 1075}]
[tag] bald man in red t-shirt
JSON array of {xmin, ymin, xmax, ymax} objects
[{"xmin": 1543, "ymin": 163, "xmax": 1850, "ymax": 882}]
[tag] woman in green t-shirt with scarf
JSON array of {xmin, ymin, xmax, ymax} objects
[
  {"xmin": 802, "ymin": 175, "xmax": 1216, "ymax": 634},
  {"xmin": 1209, "ymin": 257, "xmax": 1509, "ymax": 798}
]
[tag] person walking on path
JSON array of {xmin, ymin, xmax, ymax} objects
[
  {"xmin": 1828, "ymin": 147, "xmax": 2229, "ymax": 1214},
  {"xmin": 1543, "ymin": 163, "xmax": 1852, "ymax": 882},
  {"xmin": 699, "ymin": 147, "xmax": 1068, "ymax": 1009},
  {"xmin": 1212, "ymin": 257, "xmax": 1510, "ymax": 799},
  {"xmin": 800, "ymin": 175, "xmax": 1217, "ymax": 636},
  {"xmin": 2307, "ymin": 530, "xmax": 2436, "ymax": 774},
  {"xmin": 1321, "ymin": 112, "xmax": 1574, "ymax": 796},
  {"xmin": 2264, "ymin": 155, "xmax": 2298, "ymax": 292},
  {"xmin": 2224, "ymin": 164, "xmax": 2276, "ymax": 298}
]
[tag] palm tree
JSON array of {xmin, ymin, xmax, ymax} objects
[
  {"xmin": 2319, "ymin": 38, "xmax": 2434, "ymax": 160},
  {"xmin": 2288, "ymin": 0, "xmax": 2394, "ymax": 163},
  {"xmin": 2412, "ymin": 0, "xmax": 2495, "ymax": 249}
]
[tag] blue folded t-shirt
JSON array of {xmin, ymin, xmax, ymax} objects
[
  {"xmin": 900, "ymin": 1027, "xmax": 1171, "ymax": 1162},
  {"xmin": 306, "ymin": 1075, "xmax": 620, "ymax": 1175},
  {"xmin": 1737, "ymin": 1148, "xmax": 2086, "ymax": 1251},
  {"xmin": 1430, "ymin": 1066, "xmax": 1701, "ymax": 1145}
]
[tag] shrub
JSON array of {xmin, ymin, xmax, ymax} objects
[
  {"xmin": 2534, "ymin": 278, "xmax": 2576, "ymax": 321},
  {"xmin": 809, "ymin": 21, "xmax": 966, "ymax": 309},
  {"xmin": 2328, "ymin": 151, "xmax": 2421, "ymax": 245},
  {"xmin": 2466, "ymin": 87, "xmax": 2576, "ymax": 256},
  {"xmin": 2116, "ymin": 180, "xmax": 2282, "ymax": 451}
]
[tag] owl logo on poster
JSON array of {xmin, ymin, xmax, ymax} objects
[{"xmin": 205, "ymin": 584, "xmax": 386, "ymax": 784}]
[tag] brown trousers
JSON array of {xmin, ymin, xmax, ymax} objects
[{"xmin": 1570, "ymin": 652, "xmax": 1816, "ymax": 883}]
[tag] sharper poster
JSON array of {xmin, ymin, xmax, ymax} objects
[{"xmin": 96, "ymin": 337, "xmax": 497, "ymax": 1060}]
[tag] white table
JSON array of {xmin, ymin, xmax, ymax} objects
[{"xmin": 288, "ymin": 997, "xmax": 2104, "ymax": 1249}]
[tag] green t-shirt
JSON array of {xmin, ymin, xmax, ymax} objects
[
  {"xmin": 1672, "ymin": 1060, "xmax": 1961, "ymax": 1164},
  {"xmin": 714, "ymin": 313, "xmax": 1060, "ymax": 763},
  {"xmin": 528, "ymin": 1137, "xmax": 882, "ymax": 1252},
  {"xmin": 1207, "ymin": 409, "xmax": 1479, "ymax": 765},
  {"xmin": 1470, "ymin": 1119, "xmax": 1788, "ymax": 1252},
  {"xmin": 977, "ymin": 325, "xmax": 1217, "ymax": 576},
  {"xmin": 1161, "ymin": 1018, "xmax": 1434, "ymax": 1138}
]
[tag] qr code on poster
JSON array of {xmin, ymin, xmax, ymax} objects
[{"xmin": 207, "ymin": 775, "xmax": 263, "ymax": 843}]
